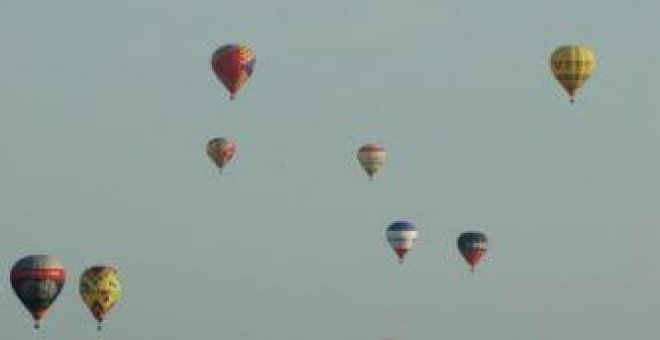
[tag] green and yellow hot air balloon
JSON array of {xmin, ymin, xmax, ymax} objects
[
  {"xmin": 357, "ymin": 143, "xmax": 386, "ymax": 181},
  {"xmin": 550, "ymin": 45, "xmax": 596, "ymax": 103},
  {"xmin": 79, "ymin": 265, "xmax": 122, "ymax": 332}
]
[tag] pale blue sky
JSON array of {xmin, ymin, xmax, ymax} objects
[{"xmin": 1, "ymin": 1, "xmax": 659, "ymax": 339}]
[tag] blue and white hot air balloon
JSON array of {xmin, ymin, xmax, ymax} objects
[{"xmin": 386, "ymin": 221, "xmax": 419, "ymax": 264}]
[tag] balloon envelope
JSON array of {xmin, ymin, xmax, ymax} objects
[
  {"xmin": 457, "ymin": 232, "xmax": 488, "ymax": 272},
  {"xmin": 357, "ymin": 144, "xmax": 386, "ymax": 180},
  {"xmin": 80, "ymin": 265, "xmax": 122, "ymax": 330},
  {"xmin": 211, "ymin": 44, "xmax": 256, "ymax": 100},
  {"xmin": 550, "ymin": 45, "xmax": 596, "ymax": 102},
  {"xmin": 386, "ymin": 221, "xmax": 419, "ymax": 263},
  {"xmin": 10, "ymin": 255, "xmax": 66, "ymax": 329},
  {"xmin": 207, "ymin": 137, "xmax": 237, "ymax": 172}
]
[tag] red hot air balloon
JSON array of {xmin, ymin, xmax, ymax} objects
[
  {"xmin": 211, "ymin": 44, "xmax": 256, "ymax": 100},
  {"xmin": 10, "ymin": 255, "xmax": 66, "ymax": 329}
]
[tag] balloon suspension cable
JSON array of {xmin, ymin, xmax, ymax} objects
[
  {"xmin": 97, "ymin": 321, "xmax": 104, "ymax": 340},
  {"xmin": 36, "ymin": 323, "xmax": 46, "ymax": 340}
]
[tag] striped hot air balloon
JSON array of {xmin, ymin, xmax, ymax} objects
[
  {"xmin": 10, "ymin": 255, "xmax": 66, "ymax": 329},
  {"xmin": 457, "ymin": 232, "xmax": 488, "ymax": 272},
  {"xmin": 550, "ymin": 45, "xmax": 596, "ymax": 103},
  {"xmin": 357, "ymin": 143, "xmax": 386, "ymax": 180},
  {"xmin": 211, "ymin": 44, "xmax": 256, "ymax": 100},
  {"xmin": 386, "ymin": 221, "xmax": 419, "ymax": 264}
]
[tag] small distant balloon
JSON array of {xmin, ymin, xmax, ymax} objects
[
  {"xmin": 211, "ymin": 44, "xmax": 256, "ymax": 100},
  {"xmin": 357, "ymin": 143, "xmax": 386, "ymax": 180},
  {"xmin": 80, "ymin": 265, "xmax": 122, "ymax": 332},
  {"xmin": 550, "ymin": 45, "xmax": 596, "ymax": 103},
  {"xmin": 207, "ymin": 137, "xmax": 237, "ymax": 173},
  {"xmin": 10, "ymin": 255, "xmax": 66, "ymax": 329},
  {"xmin": 457, "ymin": 232, "xmax": 488, "ymax": 272},
  {"xmin": 386, "ymin": 221, "xmax": 419, "ymax": 264}
]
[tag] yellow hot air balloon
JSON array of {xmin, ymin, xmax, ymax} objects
[
  {"xmin": 79, "ymin": 266, "xmax": 122, "ymax": 331},
  {"xmin": 550, "ymin": 45, "xmax": 596, "ymax": 103}
]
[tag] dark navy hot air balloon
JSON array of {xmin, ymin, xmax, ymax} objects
[
  {"xmin": 10, "ymin": 255, "xmax": 66, "ymax": 329},
  {"xmin": 457, "ymin": 232, "xmax": 488, "ymax": 272}
]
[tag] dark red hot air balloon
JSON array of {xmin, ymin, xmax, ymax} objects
[{"xmin": 211, "ymin": 44, "xmax": 256, "ymax": 100}]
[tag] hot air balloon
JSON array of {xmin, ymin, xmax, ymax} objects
[
  {"xmin": 211, "ymin": 44, "xmax": 256, "ymax": 100},
  {"xmin": 550, "ymin": 45, "xmax": 596, "ymax": 103},
  {"xmin": 386, "ymin": 221, "xmax": 419, "ymax": 264},
  {"xmin": 207, "ymin": 137, "xmax": 237, "ymax": 173},
  {"xmin": 10, "ymin": 255, "xmax": 66, "ymax": 329},
  {"xmin": 357, "ymin": 144, "xmax": 386, "ymax": 180},
  {"xmin": 457, "ymin": 232, "xmax": 488, "ymax": 272},
  {"xmin": 80, "ymin": 265, "xmax": 122, "ymax": 331}
]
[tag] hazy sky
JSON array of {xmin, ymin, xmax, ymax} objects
[{"xmin": 1, "ymin": 1, "xmax": 659, "ymax": 339}]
